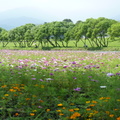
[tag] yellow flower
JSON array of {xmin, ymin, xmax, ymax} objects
[
  {"xmin": 86, "ymin": 101, "xmax": 90, "ymax": 103},
  {"xmin": 1, "ymin": 85, "xmax": 7, "ymax": 88},
  {"xmin": 41, "ymin": 85, "xmax": 44, "ymax": 88},
  {"xmin": 105, "ymin": 111, "xmax": 110, "ymax": 114},
  {"xmin": 89, "ymin": 113, "xmax": 94, "ymax": 117},
  {"xmin": 99, "ymin": 97, "xmax": 105, "ymax": 100},
  {"xmin": 30, "ymin": 113, "xmax": 35, "ymax": 116},
  {"xmin": 32, "ymin": 95, "xmax": 37, "ymax": 97},
  {"xmin": 74, "ymin": 108, "xmax": 80, "ymax": 111},
  {"xmin": 56, "ymin": 110, "xmax": 61, "ymax": 112},
  {"xmin": 62, "ymin": 107, "xmax": 66, "ymax": 109},
  {"xmin": 57, "ymin": 104, "xmax": 63, "ymax": 106},
  {"xmin": 32, "ymin": 110, "xmax": 37, "ymax": 112},
  {"xmin": 59, "ymin": 113, "xmax": 64, "ymax": 115},
  {"xmin": 70, "ymin": 103, "xmax": 74, "ymax": 105},
  {"xmin": 46, "ymin": 109, "xmax": 50, "ymax": 112},
  {"xmin": 4, "ymin": 94, "xmax": 9, "ymax": 96}
]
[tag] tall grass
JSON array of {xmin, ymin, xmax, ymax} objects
[{"xmin": 0, "ymin": 50, "xmax": 120, "ymax": 119}]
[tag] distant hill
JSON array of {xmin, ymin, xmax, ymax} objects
[
  {"xmin": 0, "ymin": 17, "xmax": 44, "ymax": 30},
  {"xmin": 0, "ymin": 7, "xmax": 57, "ymax": 30}
]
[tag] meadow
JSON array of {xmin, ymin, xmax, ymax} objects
[
  {"xmin": 0, "ymin": 38, "xmax": 120, "ymax": 51},
  {"xmin": 0, "ymin": 50, "xmax": 120, "ymax": 120}
]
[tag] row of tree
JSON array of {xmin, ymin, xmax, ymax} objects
[{"xmin": 0, "ymin": 17, "xmax": 120, "ymax": 48}]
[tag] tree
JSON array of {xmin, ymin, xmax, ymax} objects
[
  {"xmin": 107, "ymin": 22, "xmax": 120, "ymax": 39},
  {"xmin": 63, "ymin": 19, "xmax": 73, "ymax": 23},
  {"xmin": 0, "ymin": 28, "xmax": 9, "ymax": 47},
  {"xmin": 8, "ymin": 23, "xmax": 35, "ymax": 47}
]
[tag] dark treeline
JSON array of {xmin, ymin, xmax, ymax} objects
[{"xmin": 0, "ymin": 17, "xmax": 120, "ymax": 48}]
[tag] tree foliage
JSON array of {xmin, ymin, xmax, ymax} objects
[{"xmin": 0, "ymin": 17, "xmax": 119, "ymax": 48}]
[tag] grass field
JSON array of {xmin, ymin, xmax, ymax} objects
[
  {"xmin": 0, "ymin": 39, "xmax": 120, "ymax": 51},
  {"xmin": 0, "ymin": 50, "xmax": 120, "ymax": 119}
]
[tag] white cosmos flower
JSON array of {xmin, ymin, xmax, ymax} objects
[
  {"xmin": 100, "ymin": 86, "xmax": 107, "ymax": 88},
  {"xmin": 46, "ymin": 78, "xmax": 53, "ymax": 81},
  {"xmin": 107, "ymin": 73, "xmax": 114, "ymax": 77}
]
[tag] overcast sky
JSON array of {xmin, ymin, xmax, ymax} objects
[{"xmin": 0, "ymin": 0, "xmax": 120, "ymax": 22}]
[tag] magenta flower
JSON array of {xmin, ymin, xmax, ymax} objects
[
  {"xmin": 39, "ymin": 79, "xmax": 43, "ymax": 81},
  {"xmin": 73, "ymin": 87, "xmax": 81, "ymax": 91},
  {"xmin": 72, "ymin": 61, "xmax": 76, "ymax": 64},
  {"xmin": 50, "ymin": 73, "xmax": 54, "ymax": 75},
  {"xmin": 107, "ymin": 73, "xmax": 114, "ymax": 77},
  {"xmin": 116, "ymin": 73, "xmax": 120, "ymax": 76},
  {"xmin": 31, "ymin": 78, "xmax": 36, "ymax": 80},
  {"xmin": 73, "ymin": 77, "xmax": 77, "ymax": 79}
]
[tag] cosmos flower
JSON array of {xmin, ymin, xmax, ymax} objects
[
  {"xmin": 73, "ymin": 87, "xmax": 81, "ymax": 91},
  {"xmin": 107, "ymin": 73, "xmax": 114, "ymax": 77}
]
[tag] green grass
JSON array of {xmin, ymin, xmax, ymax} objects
[
  {"xmin": 0, "ymin": 50, "xmax": 120, "ymax": 119},
  {"xmin": 0, "ymin": 39, "xmax": 120, "ymax": 51}
]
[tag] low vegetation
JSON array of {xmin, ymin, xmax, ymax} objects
[{"xmin": 0, "ymin": 50, "xmax": 120, "ymax": 119}]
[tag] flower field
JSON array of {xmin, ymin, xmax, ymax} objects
[{"xmin": 0, "ymin": 50, "xmax": 120, "ymax": 120}]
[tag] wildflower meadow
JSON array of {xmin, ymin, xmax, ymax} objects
[{"xmin": 0, "ymin": 50, "xmax": 120, "ymax": 120}]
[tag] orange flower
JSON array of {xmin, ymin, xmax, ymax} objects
[
  {"xmin": 109, "ymin": 114, "xmax": 114, "ymax": 117},
  {"xmin": 92, "ymin": 101, "xmax": 97, "ymax": 103},
  {"xmin": 14, "ymin": 94, "xmax": 18, "ymax": 96},
  {"xmin": 39, "ymin": 100, "xmax": 44, "ymax": 102},
  {"xmin": 69, "ymin": 109, "xmax": 74, "ymax": 112},
  {"xmin": 14, "ymin": 113, "xmax": 19, "ymax": 116},
  {"xmin": 86, "ymin": 108, "xmax": 91, "ymax": 111},
  {"xmin": 30, "ymin": 113, "xmax": 35, "ymax": 116},
  {"xmin": 105, "ymin": 111, "xmax": 110, "ymax": 114},
  {"xmin": 89, "ymin": 104, "xmax": 95, "ymax": 107},
  {"xmin": 69, "ymin": 112, "xmax": 81, "ymax": 119},
  {"xmin": 9, "ymin": 89, "xmax": 16, "ymax": 92},
  {"xmin": 106, "ymin": 97, "xmax": 111, "ymax": 99},
  {"xmin": 117, "ymin": 117, "xmax": 120, "ymax": 120},
  {"xmin": 26, "ymin": 98, "xmax": 30, "ymax": 100}
]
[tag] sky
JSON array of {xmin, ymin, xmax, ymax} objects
[{"xmin": 0, "ymin": 0, "xmax": 120, "ymax": 22}]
